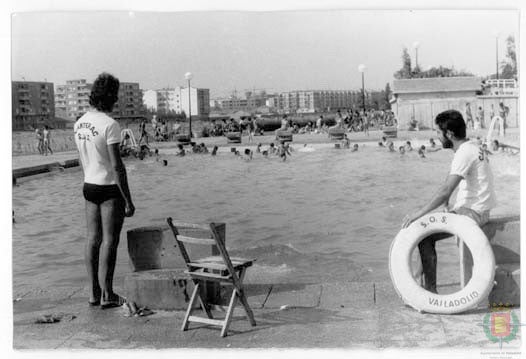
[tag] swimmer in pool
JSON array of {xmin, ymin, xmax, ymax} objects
[
  {"xmin": 418, "ymin": 145, "xmax": 426, "ymax": 158},
  {"xmin": 351, "ymin": 143, "xmax": 359, "ymax": 152},
  {"xmin": 244, "ymin": 148, "xmax": 253, "ymax": 161},
  {"xmin": 341, "ymin": 134, "xmax": 351, "ymax": 149},
  {"xmin": 211, "ymin": 146, "xmax": 218, "ymax": 156},
  {"xmin": 398, "ymin": 146, "xmax": 405, "ymax": 155},
  {"xmin": 491, "ymin": 139, "xmax": 520, "ymax": 155},
  {"xmin": 387, "ymin": 141, "xmax": 395, "ymax": 152},
  {"xmin": 176, "ymin": 144, "xmax": 185, "ymax": 157},
  {"xmin": 269, "ymin": 143, "xmax": 276, "ymax": 155},
  {"xmin": 405, "ymin": 141, "xmax": 413, "ymax": 152},
  {"xmin": 256, "ymin": 143, "xmax": 262, "ymax": 153},
  {"xmin": 262, "ymin": 150, "xmax": 269, "ymax": 157},
  {"xmin": 277, "ymin": 142, "xmax": 291, "ymax": 161}
]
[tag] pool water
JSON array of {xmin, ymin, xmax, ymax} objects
[{"xmin": 12, "ymin": 143, "xmax": 520, "ymax": 294}]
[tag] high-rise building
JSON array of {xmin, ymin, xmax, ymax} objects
[
  {"xmin": 143, "ymin": 87, "xmax": 210, "ymax": 117},
  {"xmin": 12, "ymin": 81, "xmax": 55, "ymax": 130},
  {"xmin": 112, "ymin": 82, "xmax": 144, "ymax": 120},
  {"xmin": 142, "ymin": 89, "xmax": 158, "ymax": 112},
  {"xmin": 277, "ymin": 90, "xmax": 355, "ymax": 113},
  {"xmin": 55, "ymin": 79, "xmax": 91, "ymax": 120},
  {"xmin": 55, "ymin": 79, "xmax": 145, "ymax": 121}
]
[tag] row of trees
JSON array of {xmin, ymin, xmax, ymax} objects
[{"xmin": 394, "ymin": 35, "xmax": 517, "ymax": 80}]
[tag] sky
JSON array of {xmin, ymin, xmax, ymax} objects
[{"xmin": 11, "ymin": 9, "xmax": 518, "ymax": 98}]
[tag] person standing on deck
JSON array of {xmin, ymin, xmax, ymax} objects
[
  {"xmin": 74, "ymin": 73, "xmax": 135, "ymax": 309},
  {"xmin": 42, "ymin": 125, "xmax": 53, "ymax": 155},
  {"xmin": 35, "ymin": 127, "xmax": 44, "ymax": 155},
  {"xmin": 402, "ymin": 109, "xmax": 496, "ymax": 293}
]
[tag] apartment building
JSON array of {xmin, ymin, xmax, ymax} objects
[
  {"xmin": 142, "ymin": 87, "xmax": 210, "ymax": 116},
  {"xmin": 112, "ymin": 82, "xmax": 144, "ymax": 119},
  {"xmin": 55, "ymin": 79, "xmax": 145, "ymax": 121},
  {"xmin": 279, "ymin": 90, "xmax": 354, "ymax": 113},
  {"xmin": 180, "ymin": 87, "xmax": 210, "ymax": 116},
  {"xmin": 55, "ymin": 79, "xmax": 91, "ymax": 120},
  {"xmin": 142, "ymin": 89, "xmax": 158, "ymax": 111},
  {"xmin": 12, "ymin": 81, "xmax": 55, "ymax": 130}
]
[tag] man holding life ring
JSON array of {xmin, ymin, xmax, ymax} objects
[{"xmin": 401, "ymin": 109, "xmax": 496, "ymax": 293}]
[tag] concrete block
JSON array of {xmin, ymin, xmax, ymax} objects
[
  {"xmin": 124, "ymin": 269, "xmax": 221, "ymax": 310},
  {"xmin": 488, "ymin": 263, "xmax": 520, "ymax": 307},
  {"xmin": 127, "ymin": 224, "xmax": 220, "ymax": 272},
  {"xmin": 483, "ymin": 216, "xmax": 520, "ymax": 264}
]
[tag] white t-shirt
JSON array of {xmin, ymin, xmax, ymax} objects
[
  {"xmin": 449, "ymin": 140, "xmax": 497, "ymax": 213},
  {"xmin": 74, "ymin": 110, "xmax": 122, "ymax": 185}
]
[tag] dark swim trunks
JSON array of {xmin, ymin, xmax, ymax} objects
[{"xmin": 83, "ymin": 183, "xmax": 123, "ymax": 205}]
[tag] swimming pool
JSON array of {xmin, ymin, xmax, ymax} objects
[{"xmin": 12, "ymin": 142, "xmax": 520, "ymax": 294}]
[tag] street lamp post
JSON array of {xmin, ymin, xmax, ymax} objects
[
  {"xmin": 413, "ymin": 41, "xmax": 420, "ymax": 70},
  {"xmin": 184, "ymin": 72, "xmax": 193, "ymax": 138},
  {"xmin": 495, "ymin": 35, "xmax": 499, "ymax": 80},
  {"xmin": 358, "ymin": 64, "xmax": 366, "ymax": 112}
]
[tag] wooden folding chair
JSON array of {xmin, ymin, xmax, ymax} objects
[{"xmin": 166, "ymin": 217, "xmax": 256, "ymax": 337}]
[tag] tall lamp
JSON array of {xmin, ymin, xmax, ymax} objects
[
  {"xmin": 413, "ymin": 41, "xmax": 420, "ymax": 70},
  {"xmin": 358, "ymin": 64, "xmax": 366, "ymax": 112},
  {"xmin": 184, "ymin": 72, "xmax": 193, "ymax": 137}
]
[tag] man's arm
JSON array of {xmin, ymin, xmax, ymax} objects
[
  {"xmin": 108, "ymin": 143, "xmax": 135, "ymax": 217},
  {"xmin": 402, "ymin": 174, "xmax": 462, "ymax": 228}
]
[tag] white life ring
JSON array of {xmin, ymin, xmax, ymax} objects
[{"xmin": 389, "ymin": 212, "xmax": 495, "ymax": 314}]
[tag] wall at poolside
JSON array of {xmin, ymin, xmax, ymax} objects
[{"xmin": 393, "ymin": 93, "xmax": 519, "ymax": 130}]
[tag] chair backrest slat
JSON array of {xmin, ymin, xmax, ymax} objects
[{"xmin": 176, "ymin": 235, "xmax": 216, "ymax": 246}]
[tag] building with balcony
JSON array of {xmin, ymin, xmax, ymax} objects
[
  {"xmin": 278, "ymin": 90, "xmax": 354, "ymax": 113},
  {"xmin": 55, "ymin": 79, "xmax": 91, "ymax": 120},
  {"xmin": 111, "ymin": 82, "xmax": 144, "ymax": 120},
  {"xmin": 12, "ymin": 81, "xmax": 55, "ymax": 130},
  {"xmin": 142, "ymin": 87, "xmax": 210, "ymax": 117},
  {"xmin": 55, "ymin": 79, "xmax": 145, "ymax": 121}
]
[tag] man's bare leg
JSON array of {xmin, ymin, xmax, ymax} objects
[
  {"xmin": 99, "ymin": 197, "xmax": 125, "ymax": 303},
  {"xmin": 85, "ymin": 201, "xmax": 102, "ymax": 304}
]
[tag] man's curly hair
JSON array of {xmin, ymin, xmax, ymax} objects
[{"xmin": 89, "ymin": 72, "xmax": 120, "ymax": 112}]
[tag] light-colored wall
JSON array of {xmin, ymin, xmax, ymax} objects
[{"xmin": 393, "ymin": 91, "xmax": 519, "ymax": 130}]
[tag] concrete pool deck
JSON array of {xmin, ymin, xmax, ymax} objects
[
  {"xmin": 12, "ymin": 280, "xmax": 521, "ymax": 349},
  {"xmin": 12, "ymin": 127, "xmax": 521, "ymax": 350}
]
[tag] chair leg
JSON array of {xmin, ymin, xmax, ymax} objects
[
  {"xmin": 198, "ymin": 295, "xmax": 214, "ymax": 319},
  {"xmin": 221, "ymin": 288, "xmax": 238, "ymax": 337},
  {"xmin": 237, "ymin": 289, "xmax": 256, "ymax": 327},
  {"xmin": 235, "ymin": 268, "xmax": 256, "ymax": 326},
  {"xmin": 182, "ymin": 282, "xmax": 200, "ymax": 331}
]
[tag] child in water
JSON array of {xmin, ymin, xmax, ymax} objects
[
  {"xmin": 277, "ymin": 142, "xmax": 291, "ymax": 161},
  {"xmin": 176, "ymin": 144, "xmax": 185, "ymax": 157},
  {"xmin": 211, "ymin": 146, "xmax": 218, "ymax": 156},
  {"xmin": 418, "ymin": 145, "xmax": 426, "ymax": 158},
  {"xmin": 387, "ymin": 141, "xmax": 395, "ymax": 152},
  {"xmin": 341, "ymin": 134, "xmax": 351, "ymax": 149},
  {"xmin": 405, "ymin": 141, "xmax": 413, "ymax": 152},
  {"xmin": 398, "ymin": 146, "xmax": 406, "ymax": 155},
  {"xmin": 351, "ymin": 143, "xmax": 359, "ymax": 152},
  {"xmin": 269, "ymin": 142, "xmax": 276, "ymax": 155},
  {"xmin": 244, "ymin": 148, "xmax": 253, "ymax": 161}
]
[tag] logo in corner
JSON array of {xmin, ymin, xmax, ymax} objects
[{"xmin": 480, "ymin": 303, "xmax": 522, "ymax": 348}]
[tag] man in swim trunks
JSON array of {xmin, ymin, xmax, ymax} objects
[
  {"xmin": 402, "ymin": 109, "xmax": 496, "ymax": 293},
  {"xmin": 74, "ymin": 73, "xmax": 135, "ymax": 309}
]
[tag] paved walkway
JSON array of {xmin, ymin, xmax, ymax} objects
[{"xmin": 13, "ymin": 280, "xmax": 521, "ymax": 349}]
